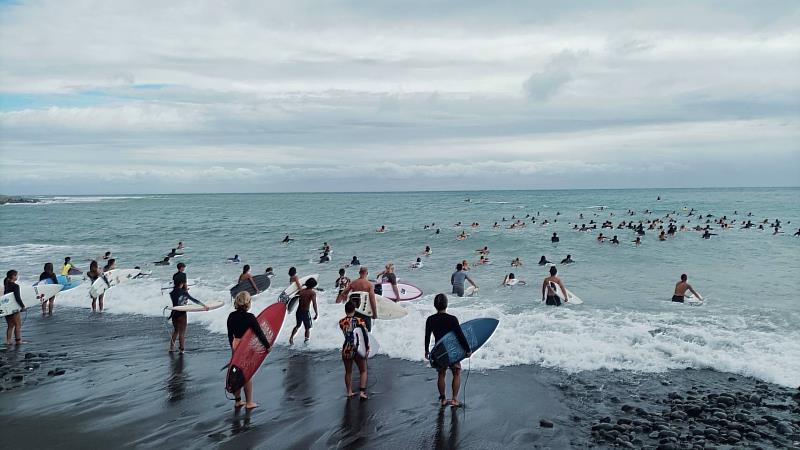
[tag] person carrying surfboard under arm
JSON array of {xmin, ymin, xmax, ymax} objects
[
  {"xmin": 288, "ymin": 277, "xmax": 318, "ymax": 345},
  {"xmin": 542, "ymin": 266, "xmax": 568, "ymax": 306},
  {"xmin": 375, "ymin": 263, "xmax": 401, "ymax": 303},
  {"xmin": 4, "ymin": 270, "xmax": 25, "ymax": 345},
  {"xmin": 425, "ymin": 294, "xmax": 471, "ymax": 407},
  {"xmin": 336, "ymin": 266, "xmax": 377, "ymax": 332},
  {"xmin": 86, "ymin": 260, "xmax": 105, "ymax": 312},
  {"xmin": 672, "ymin": 274, "xmax": 701, "ymax": 303},
  {"xmin": 227, "ymin": 292, "xmax": 271, "ymax": 409},
  {"xmin": 339, "ymin": 300, "xmax": 370, "ymax": 399},
  {"xmin": 169, "ymin": 263, "xmax": 207, "ymax": 353},
  {"xmin": 38, "ymin": 263, "xmax": 59, "ymax": 316},
  {"xmin": 238, "ymin": 265, "xmax": 260, "ymax": 295}
]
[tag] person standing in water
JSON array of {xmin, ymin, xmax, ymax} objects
[
  {"xmin": 542, "ymin": 266, "xmax": 569, "ymax": 306},
  {"xmin": 335, "ymin": 268, "xmax": 351, "ymax": 295},
  {"xmin": 289, "ymin": 278, "xmax": 318, "ymax": 345},
  {"xmin": 103, "ymin": 258, "xmax": 116, "ymax": 272},
  {"xmin": 86, "ymin": 260, "xmax": 105, "ymax": 312},
  {"xmin": 3, "ymin": 270, "xmax": 25, "ymax": 345},
  {"xmin": 61, "ymin": 256, "xmax": 80, "ymax": 275},
  {"xmin": 38, "ymin": 263, "xmax": 59, "ymax": 316},
  {"xmin": 238, "ymin": 265, "xmax": 260, "ymax": 295},
  {"xmin": 169, "ymin": 262, "xmax": 207, "ymax": 353},
  {"xmin": 339, "ymin": 300, "xmax": 370, "ymax": 399},
  {"xmin": 227, "ymin": 292, "xmax": 271, "ymax": 409},
  {"xmin": 672, "ymin": 274, "xmax": 701, "ymax": 303},
  {"xmin": 376, "ymin": 263, "xmax": 401, "ymax": 302},
  {"xmin": 336, "ymin": 266, "xmax": 378, "ymax": 332},
  {"xmin": 560, "ymin": 254, "xmax": 574, "ymax": 264},
  {"xmin": 450, "ymin": 263, "xmax": 477, "ymax": 297},
  {"xmin": 425, "ymin": 294, "xmax": 471, "ymax": 407}
]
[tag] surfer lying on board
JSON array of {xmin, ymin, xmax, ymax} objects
[
  {"xmin": 538, "ymin": 255, "xmax": 551, "ymax": 265},
  {"xmin": 503, "ymin": 273, "xmax": 526, "ymax": 286},
  {"xmin": 227, "ymin": 255, "xmax": 240, "ymax": 263},
  {"xmin": 339, "ymin": 300, "xmax": 370, "ymax": 399},
  {"xmin": 227, "ymin": 292, "xmax": 271, "ymax": 409},
  {"xmin": 542, "ymin": 266, "xmax": 568, "ymax": 306},
  {"xmin": 425, "ymin": 294, "xmax": 471, "ymax": 407},
  {"xmin": 238, "ymin": 265, "xmax": 260, "ymax": 295},
  {"xmin": 672, "ymin": 274, "xmax": 701, "ymax": 303},
  {"xmin": 336, "ymin": 266, "xmax": 377, "ymax": 332},
  {"xmin": 170, "ymin": 263, "xmax": 207, "ymax": 353},
  {"xmin": 154, "ymin": 257, "xmax": 171, "ymax": 266},
  {"xmin": 289, "ymin": 277, "xmax": 318, "ymax": 345},
  {"xmin": 4, "ymin": 270, "xmax": 25, "ymax": 345}
]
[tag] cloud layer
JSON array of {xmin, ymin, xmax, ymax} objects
[{"xmin": 1, "ymin": 0, "xmax": 798, "ymax": 194}]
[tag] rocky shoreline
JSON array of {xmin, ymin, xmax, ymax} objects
[{"xmin": 0, "ymin": 195, "xmax": 40, "ymax": 205}]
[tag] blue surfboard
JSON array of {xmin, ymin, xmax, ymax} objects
[
  {"xmin": 429, "ymin": 318, "xmax": 499, "ymax": 369},
  {"xmin": 42, "ymin": 275, "xmax": 82, "ymax": 291}
]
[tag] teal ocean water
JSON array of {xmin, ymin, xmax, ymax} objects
[{"xmin": 1, "ymin": 188, "xmax": 798, "ymax": 387}]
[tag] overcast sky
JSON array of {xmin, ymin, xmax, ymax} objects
[{"xmin": 1, "ymin": 0, "xmax": 798, "ymax": 194}]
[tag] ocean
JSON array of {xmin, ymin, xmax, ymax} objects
[{"xmin": 2, "ymin": 188, "xmax": 799, "ymax": 388}]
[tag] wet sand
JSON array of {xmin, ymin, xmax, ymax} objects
[{"xmin": 1, "ymin": 309, "xmax": 798, "ymax": 449}]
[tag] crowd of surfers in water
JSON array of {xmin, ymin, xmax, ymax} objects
[{"xmin": 4, "ymin": 198, "xmax": 797, "ymax": 406}]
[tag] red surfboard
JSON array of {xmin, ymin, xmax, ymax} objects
[{"xmin": 225, "ymin": 301, "xmax": 286, "ymax": 393}]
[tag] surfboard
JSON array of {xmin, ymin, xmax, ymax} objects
[
  {"xmin": 429, "ymin": 318, "xmax": 499, "ymax": 369},
  {"xmin": 505, "ymin": 278, "xmax": 519, "ymax": 286},
  {"xmin": 465, "ymin": 286, "xmax": 479, "ymax": 297},
  {"xmin": 380, "ymin": 282, "xmax": 423, "ymax": 301},
  {"xmin": 225, "ymin": 301, "xmax": 286, "ymax": 394},
  {"xmin": 685, "ymin": 291, "xmax": 704, "ymax": 305},
  {"xmin": 229, "ymin": 274, "xmax": 271, "ymax": 298},
  {"xmin": 39, "ymin": 274, "xmax": 82, "ymax": 291},
  {"xmin": 283, "ymin": 274, "xmax": 320, "ymax": 312},
  {"xmin": 549, "ymin": 282, "xmax": 583, "ymax": 305},
  {"xmin": 347, "ymin": 292, "xmax": 407, "ymax": 320},
  {"xmin": 89, "ymin": 268, "xmax": 141, "ymax": 298},
  {"xmin": 161, "ymin": 278, "xmax": 198, "ymax": 291},
  {"xmin": 355, "ymin": 327, "xmax": 380, "ymax": 359},
  {"xmin": 0, "ymin": 284, "xmax": 63, "ymax": 317},
  {"xmin": 167, "ymin": 299, "xmax": 225, "ymax": 312}
]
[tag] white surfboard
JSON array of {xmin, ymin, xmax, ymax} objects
[
  {"xmin": 465, "ymin": 286, "xmax": 479, "ymax": 297},
  {"xmin": 379, "ymin": 282, "xmax": 423, "ymax": 301},
  {"xmin": 354, "ymin": 327, "xmax": 380, "ymax": 359},
  {"xmin": 550, "ymin": 282, "xmax": 583, "ymax": 305},
  {"xmin": 89, "ymin": 268, "xmax": 141, "ymax": 298},
  {"xmin": 0, "ymin": 284, "xmax": 63, "ymax": 317},
  {"xmin": 685, "ymin": 291, "xmax": 704, "ymax": 305},
  {"xmin": 505, "ymin": 278, "xmax": 519, "ymax": 286},
  {"xmin": 167, "ymin": 299, "xmax": 225, "ymax": 312},
  {"xmin": 347, "ymin": 292, "xmax": 407, "ymax": 320},
  {"xmin": 283, "ymin": 274, "xmax": 319, "ymax": 310}
]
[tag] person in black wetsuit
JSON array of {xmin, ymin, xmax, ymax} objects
[
  {"xmin": 4, "ymin": 270, "xmax": 25, "ymax": 345},
  {"xmin": 425, "ymin": 294, "xmax": 471, "ymax": 407},
  {"xmin": 38, "ymin": 263, "xmax": 59, "ymax": 316},
  {"xmin": 551, "ymin": 232, "xmax": 559, "ymax": 243},
  {"xmin": 227, "ymin": 291, "xmax": 271, "ymax": 409},
  {"xmin": 348, "ymin": 256, "xmax": 360, "ymax": 267},
  {"xmin": 169, "ymin": 262, "xmax": 206, "ymax": 353}
]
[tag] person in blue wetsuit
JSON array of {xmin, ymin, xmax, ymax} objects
[{"xmin": 425, "ymin": 294, "xmax": 471, "ymax": 407}]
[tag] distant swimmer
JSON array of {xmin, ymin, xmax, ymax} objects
[
  {"xmin": 38, "ymin": 263, "xmax": 58, "ymax": 316},
  {"xmin": 597, "ymin": 233, "xmax": 607, "ymax": 242},
  {"xmin": 227, "ymin": 255, "xmax": 241, "ymax": 263},
  {"xmin": 177, "ymin": 241, "xmax": 184, "ymax": 250},
  {"xmin": 461, "ymin": 260, "xmax": 470, "ymax": 271},
  {"xmin": 154, "ymin": 257, "xmax": 171, "ymax": 266},
  {"xmin": 411, "ymin": 258, "xmax": 424, "ymax": 269},
  {"xmin": 794, "ymin": 228, "xmax": 800, "ymax": 236},
  {"xmin": 239, "ymin": 265, "xmax": 260, "ymax": 294},
  {"xmin": 61, "ymin": 257, "xmax": 81, "ymax": 275},
  {"xmin": 335, "ymin": 268, "xmax": 351, "ymax": 294},
  {"xmin": 503, "ymin": 273, "xmax": 526, "ymax": 286},
  {"xmin": 227, "ymin": 292, "xmax": 271, "ymax": 409},
  {"xmin": 348, "ymin": 256, "xmax": 361, "ymax": 267},
  {"xmin": 435, "ymin": 228, "xmax": 440, "ymax": 235},
  {"xmin": 672, "ymin": 274, "xmax": 701, "ymax": 303},
  {"xmin": 476, "ymin": 246, "xmax": 490, "ymax": 255},
  {"xmin": 659, "ymin": 231, "xmax": 667, "ymax": 241},
  {"xmin": 551, "ymin": 232, "xmax": 559, "ymax": 243},
  {"xmin": 456, "ymin": 231, "xmax": 468, "ymax": 240},
  {"xmin": 167, "ymin": 248, "xmax": 182, "ymax": 258},
  {"xmin": 288, "ymin": 277, "xmax": 318, "ymax": 345},
  {"xmin": 339, "ymin": 300, "xmax": 370, "ymax": 399},
  {"xmin": 511, "ymin": 257, "xmax": 523, "ymax": 267},
  {"xmin": 376, "ymin": 225, "xmax": 387, "ymax": 233},
  {"xmin": 633, "ymin": 237, "xmax": 642, "ymax": 246},
  {"xmin": 701, "ymin": 230, "xmax": 716, "ymax": 239},
  {"xmin": 423, "ymin": 245, "xmax": 432, "ymax": 256},
  {"xmin": 424, "ymin": 294, "xmax": 471, "ymax": 407},
  {"xmin": 264, "ymin": 267, "xmax": 274, "ymax": 277},
  {"xmin": 319, "ymin": 252, "xmax": 330, "ymax": 264},
  {"xmin": 281, "ymin": 235, "xmax": 294, "ymax": 243},
  {"xmin": 476, "ymin": 255, "xmax": 490, "ymax": 265},
  {"xmin": 336, "ymin": 266, "xmax": 378, "ymax": 332},
  {"xmin": 542, "ymin": 266, "xmax": 568, "ymax": 306},
  {"xmin": 102, "ymin": 251, "xmax": 112, "ymax": 260},
  {"xmin": 450, "ymin": 263, "xmax": 478, "ymax": 297},
  {"xmin": 169, "ymin": 262, "xmax": 207, "ymax": 353},
  {"xmin": 493, "ymin": 222, "xmax": 500, "ymax": 228},
  {"xmin": 538, "ymin": 255, "xmax": 551, "ymax": 266},
  {"xmin": 560, "ymin": 254, "xmax": 574, "ymax": 264}
]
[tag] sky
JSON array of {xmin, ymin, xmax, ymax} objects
[{"xmin": 0, "ymin": 0, "xmax": 798, "ymax": 194}]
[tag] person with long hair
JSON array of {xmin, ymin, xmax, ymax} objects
[{"xmin": 3, "ymin": 270, "xmax": 25, "ymax": 345}]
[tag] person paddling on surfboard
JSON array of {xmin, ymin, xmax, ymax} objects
[
  {"xmin": 169, "ymin": 262, "xmax": 207, "ymax": 353},
  {"xmin": 336, "ymin": 266, "xmax": 378, "ymax": 332},
  {"xmin": 425, "ymin": 294, "xmax": 471, "ymax": 407},
  {"xmin": 4, "ymin": 270, "xmax": 25, "ymax": 345},
  {"xmin": 542, "ymin": 266, "xmax": 568, "ymax": 306},
  {"xmin": 339, "ymin": 300, "xmax": 370, "ymax": 399},
  {"xmin": 672, "ymin": 274, "xmax": 701, "ymax": 303},
  {"xmin": 227, "ymin": 292, "xmax": 271, "ymax": 409},
  {"xmin": 289, "ymin": 277, "xmax": 318, "ymax": 345},
  {"xmin": 537, "ymin": 255, "xmax": 551, "ymax": 266},
  {"xmin": 38, "ymin": 263, "xmax": 59, "ymax": 316},
  {"xmin": 503, "ymin": 273, "xmax": 526, "ymax": 286},
  {"xmin": 238, "ymin": 265, "xmax": 260, "ymax": 295}
]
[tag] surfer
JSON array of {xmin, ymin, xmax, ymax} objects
[
  {"xmin": 476, "ymin": 255, "xmax": 490, "ymax": 265},
  {"xmin": 177, "ymin": 241, "xmax": 184, "ymax": 250},
  {"xmin": 238, "ymin": 265, "xmax": 260, "ymax": 295},
  {"xmin": 376, "ymin": 225, "xmax": 387, "ymax": 233},
  {"xmin": 169, "ymin": 263, "xmax": 207, "ymax": 353},
  {"xmin": 423, "ymin": 245, "xmax": 432, "ymax": 256},
  {"xmin": 3, "ymin": 270, "xmax": 25, "ymax": 345},
  {"xmin": 538, "ymin": 255, "xmax": 551, "ymax": 266},
  {"xmin": 86, "ymin": 261, "xmax": 105, "ymax": 312},
  {"xmin": 102, "ymin": 251, "xmax": 112, "ymax": 260},
  {"xmin": 450, "ymin": 263, "xmax": 477, "ymax": 297},
  {"xmin": 319, "ymin": 252, "xmax": 330, "ymax": 264},
  {"xmin": 672, "ymin": 274, "xmax": 701, "ymax": 303},
  {"xmin": 339, "ymin": 300, "xmax": 370, "ymax": 399},
  {"xmin": 411, "ymin": 257, "xmax": 424, "ymax": 269},
  {"xmin": 288, "ymin": 277, "xmax": 319, "ymax": 345},
  {"xmin": 103, "ymin": 258, "xmax": 116, "ymax": 272},
  {"xmin": 542, "ymin": 266, "xmax": 569, "ymax": 306},
  {"xmin": 633, "ymin": 237, "xmax": 642, "ymax": 246},
  {"xmin": 38, "ymin": 263, "xmax": 58, "ymax": 316},
  {"xmin": 227, "ymin": 255, "xmax": 241, "ymax": 263},
  {"xmin": 503, "ymin": 273, "xmax": 526, "ymax": 286},
  {"xmin": 560, "ymin": 254, "xmax": 574, "ymax": 264},
  {"xmin": 425, "ymin": 294, "xmax": 471, "ymax": 407},
  {"xmin": 376, "ymin": 263, "xmax": 401, "ymax": 302},
  {"xmin": 335, "ymin": 266, "xmax": 378, "ymax": 332},
  {"xmin": 477, "ymin": 246, "xmax": 489, "ymax": 255},
  {"xmin": 166, "ymin": 248, "xmax": 181, "ymax": 258},
  {"xmin": 511, "ymin": 257, "xmax": 523, "ymax": 267},
  {"xmin": 701, "ymin": 230, "xmax": 716, "ymax": 239},
  {"xmin": 61, "ymin": 256, "xmax": 80, "ymax": 275},
  {"xmin": 610, "ymin": 235, "xmax": 620, "ymax": 245},
  {"xmin": 264, "ymin": 267, "xmax": 274, "ymax": 277},
  {"xmin": 154, "ymin": 257, "xmax": 171, "ymax": 266},
  {"xmin": 288, "ymin": 267, "xmax": 302, "ymax": 291},
  {"xmin": 227, "ymin": 292, "xmax": 271, "ymax": 409},
  {"xmin": 461, "ymin": 260, "xmax": 470, "ymax": 271},
  {"xmin": 335, "ymin": 268, "xmax": 351, "ymax": 294},
  {"xmin": 348, "ymin": 256, "xmax": 361, "ymax": 267},
  {"xmin": 794, "ymin": 228, "xmax": 800, "ymax": 236},
  {"xmin": 597, "ymin": 233, "xmax": 607, "ymax": 242},
  {"xmin": 281, "ymin": 235, "xmax": 293, "ymax": 243}
]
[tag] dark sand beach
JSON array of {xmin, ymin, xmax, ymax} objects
[{"xmin": 1, "ymin": 309, "xmax": 798, "ymax": 449}]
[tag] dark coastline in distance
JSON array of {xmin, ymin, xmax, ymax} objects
[
  {"xmin": 0, "ymin": 195, "xmax": 40, "ymax": 205},
  {"xmin": 1, "ymin": 309, "xmax": 798, "ymax": 449}
]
